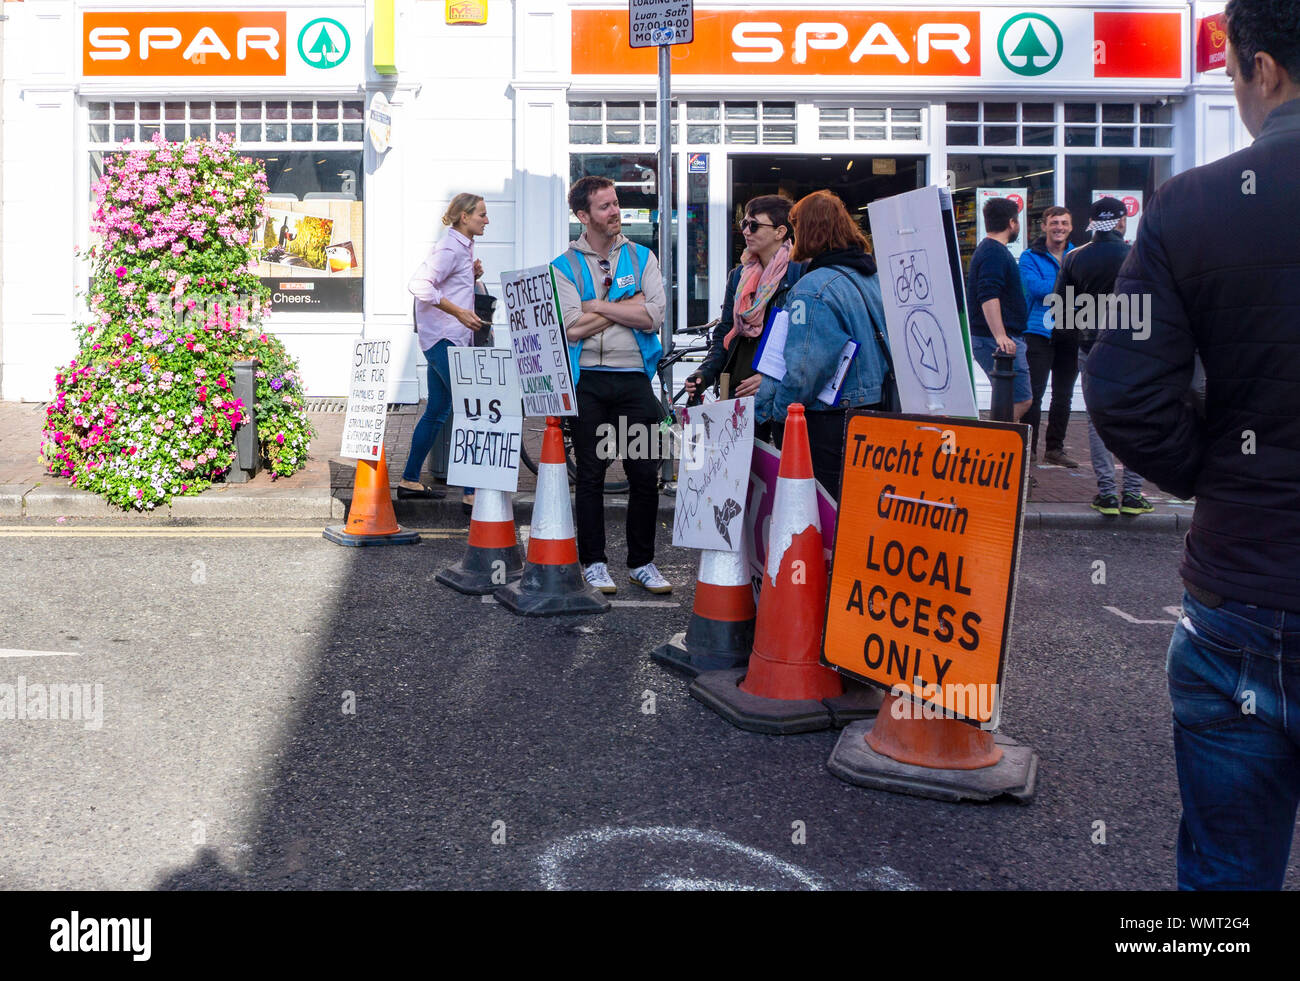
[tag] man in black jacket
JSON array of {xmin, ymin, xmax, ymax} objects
[
  {"xmin": 1083, "ymin": 0, "xmax": 1300, "ymax": 890},
  {"xmin": 1052, "ymin": 198, "xmax": 1153, "ymax": 516}
]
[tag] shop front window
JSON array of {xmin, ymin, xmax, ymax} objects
[
  {"xmin": 569, "ymin": 153, "xmax": 679, "ymax": 320},
  {"xmin": 948, "ymin": 155, "xmax": 1055, "ymax": 264},
  {"xmin": 1064, "ymin": 156, "xmax": 1171, "ymax": 247},
  {"xmin": 87, "ymin": 99, "xmax": 365, "ymax": 314}
]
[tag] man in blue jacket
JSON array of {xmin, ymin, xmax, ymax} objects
[
  {"xmin": 1084, "ymin": 0, "xmax": 1300, "ymax": 889},
  {"xmin": 1019, "ymin": 206, "xmax": 1076, "ymax": 465}
]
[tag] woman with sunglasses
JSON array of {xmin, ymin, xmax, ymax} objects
[
  {"xmin": 755, "ymin": 190, "xmax": 893, "ymax": 500},
  {"xmin": 399, "ymin": 193, "xmax": 490, "ymax": 513},
  {"xmin": 684, "ymin": 195, "xmax": 804, "ymax": 437}
]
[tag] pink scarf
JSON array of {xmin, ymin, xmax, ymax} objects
[{"xmin": 725, "ymin": 242, "xmax": 791, "ymax": 348}]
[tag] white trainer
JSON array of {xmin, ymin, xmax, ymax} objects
[
  {"xmin": 629, "ymin": 562, "xmax": 672, "ymax": 595},
  {"xmin": 583, "ymin": 561, "xmax": 617, "ymax": 594}
]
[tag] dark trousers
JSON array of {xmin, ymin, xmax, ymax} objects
[
  {"xmin": 1024, "ymin": 331, "xmax": 1079, "ymax": 457},
  {"xmin": 571, "ymin": 369, "xmax": 661, "ymax": 570},
  {"xmin": 772, "ymin": 407, "xmax": 848, "ymax": 502}
]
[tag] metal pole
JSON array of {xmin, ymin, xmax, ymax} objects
[{"xmin": 656, "ymin": 42, "xmax": 675, "ymax": 485}]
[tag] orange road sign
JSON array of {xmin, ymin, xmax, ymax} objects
[{"xmin": 821, "ymin": 411, "xmax": 1028, "ymax": 727}]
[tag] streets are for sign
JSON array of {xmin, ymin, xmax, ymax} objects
[
  {"xmin": 821, "ymin": 412, "xmax": 1028, "ymax": 727},
  {"xmin": 502, "ymin": 266, "xmax": 576, "ymax": 418},
  {"xmin": 447, "ymin": 347, "xmax": 523, "ymax": 493},
  {"xmin": 339, "ymin": 337, "xmax": 392, "ymax": 461}
]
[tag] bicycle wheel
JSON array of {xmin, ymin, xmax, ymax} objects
[
  {"xmin": 896, "ymin": 275, "xmax": 911, "ymax": 304},
  {"xmin": 914, "ymin": 273, "xmax": 930, "ymax": 301}
]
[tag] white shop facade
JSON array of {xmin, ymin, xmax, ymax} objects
[{"xmin": 1, "ymin": 0, "xmax": 1247, "ymax": 402}]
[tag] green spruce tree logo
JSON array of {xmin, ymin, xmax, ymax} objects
[
  {"xmin": 997, "ymin": 13, "xmax": 1063, "ymax": 76},
  {"xmin": 298, "ymin": 18, "xmax": 351, "ymax": 69}
]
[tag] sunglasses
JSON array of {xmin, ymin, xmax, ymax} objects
[
  {"xmin": 740, "ymin": 218, "xmax": 778, "ymax": 234},
  {"xmin": 597, "ymin": 258, "xmax": 613, "ymax": 289}
]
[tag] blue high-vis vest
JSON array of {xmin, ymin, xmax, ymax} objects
[{"xmin": 551, "ymin": 242, "xmax": 663, "ymax": 385}]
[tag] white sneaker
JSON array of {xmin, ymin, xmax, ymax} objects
[
  {"xmin": 583, "ymin": 561, "xmax": 617, "ymax": 594},
  {"xmin": 629, "ymin": 562, "xmax": 672, "ymax": 594}
]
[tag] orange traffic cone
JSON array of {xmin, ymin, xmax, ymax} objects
[
  {"xmin": 652, "ymin": 546, "xmax": 755, "ymax": 677},
  {"xmin": 324, "ymin": 447, "xmax": 420, "ymax": 546},
  {"xmin": 494, "ymin": 417, "xmax": 610, "ymax": 616},
  {"xmin": 691, "ymin": 404, "xmax": 876, "ymax": 733},
  {"xmin": 436, "ymin": 487, "xmax": 523, "ymax": 594},
  {"xmin": 826, "ymin": 694, "xmax": 1038, "ymax": 802}
]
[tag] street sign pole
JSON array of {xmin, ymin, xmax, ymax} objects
[{"xmin": 656, "ymin": 41, "xmax": 674, "ymax": 484}]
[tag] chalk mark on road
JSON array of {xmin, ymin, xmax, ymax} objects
[
  {"xmin": 480, "ymin": 595, "xmax": 678, "ymax": 608},
  {"xmin": 0, "ymin": 649, "xmax": 83, "ymax": 658},
  {"xmin": 537, "ymin": 825, "xmax": 826, "ymax": 891},
  {"xmin": 1104, "ymin": 605, "xmax": 1177, "ymax": 625}
]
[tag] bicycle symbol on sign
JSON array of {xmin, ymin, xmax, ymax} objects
[{"xmin": 893, "ymin": 251, "xmax": 930, "ymax": 305}]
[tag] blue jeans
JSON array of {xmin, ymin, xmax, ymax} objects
[
  {"xmin": 1167, "ymin": 589, "xmax": 1300, "ymax": 889},
  {"xmin": 970, "ymin": 334, "xmax": 1032, "ymax": 403},
  {"xmin": 402, "ymin": 339, "xmax": 455, "ymax": 483}
]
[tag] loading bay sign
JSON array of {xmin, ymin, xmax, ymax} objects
[{"xmin": 629, "ymin": 0, "xmax": 694, "ymax": 47}]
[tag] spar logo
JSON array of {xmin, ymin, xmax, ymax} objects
[
  {"xmin": 996, "ymin": 12, "xmax": 1063, "ymax": 76},
  {"xmin": 297, "ymin": 17, "xmax": 350, "ymax": 69}
]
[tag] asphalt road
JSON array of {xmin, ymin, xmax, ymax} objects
[{"xmin": 1, "ymin": 521, "xmax": 1296, "ymax": 891}]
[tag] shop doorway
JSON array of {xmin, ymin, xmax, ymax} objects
[{"xmin": 728, "ymin": 154, "xmax": 927, "ymax": 266}]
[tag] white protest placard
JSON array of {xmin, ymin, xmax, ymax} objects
[
  {"xmin": 340, "ymin": 336, "xmax": 394, "ymax": 461},
  {"xmin": 868, "ymin": 186, "xmax": 978, "ymax": 419},
  {"xmin": 1092, "ymin": 189, "xmax": 1143, "ymax": 244},
  {"xmin": 672, "ymin": 396, "xmax": 755, "ymax": 552},
  {"xmin": 976, "ymin": 187, "xmax": 1028, "ymax": 258},
  {"xmin": 502, "ymin": 265, "xmax": 577, "ymax": 418},
  {"xmin": 447, "ymin": 346, "xmax": 524, "ymax": 493},
  {"xmin": 629, "ymin": 0, "xmax": 694, "ymax": 47}
]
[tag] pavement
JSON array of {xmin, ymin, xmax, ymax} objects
[{"xmin": 0, "ymin": 399, "xmax": 1193, "ymax": 529}]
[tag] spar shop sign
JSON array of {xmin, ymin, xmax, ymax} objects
[
  {"xmin": 82, "ymin": 9, "xmax": 364, "ymax": 79},
  {"xmin": 821, "ymin": 412, "xmax": 1028, "ymax": 728}
]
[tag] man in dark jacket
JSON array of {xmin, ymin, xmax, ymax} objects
[
  {"xmin": 1083, "ymin": 0, "xmax": 1300, "ymax": 890},
  {"xmin": 1053, "ymin": 198, "xmax": 1153, "ymax": 516}
]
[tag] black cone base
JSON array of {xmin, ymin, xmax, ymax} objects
[
  {"xmin": 436, "ymin": 545, "xmax": 524, "ymax": 595},
  {"xmin": 689, "ymin": 668, "xmax": 833, "ymax": 735},
  {"xmin": 323, "ymin": 525, "xmax": 421, "ymax": 547},
  {"xmin": 494, "ymin": 561, "xmax": 611, "ymax": 617},
  {"xmin": 651, "ymin": 629, "xmax": 751, "ymax": 679},
  {"xmin": 827, "ymin": 720, "xmax": 1039, "ymax": 803}
]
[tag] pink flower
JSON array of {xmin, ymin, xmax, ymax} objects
[
  {"xmin": 275, "ymin": 433, "xmax": 285, "ymax": 445},
  {"xmin": 115, "ymin": 266, "xmax": 127, "ymax": 278}
]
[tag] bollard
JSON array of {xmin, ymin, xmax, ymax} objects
[
  {"xmin": 227, "ymin": 359, "xmax": 260, "ymax": 483},
  {"xmin": 989, "ymin": 350, "xmax": 1016, "ymax": 423}
]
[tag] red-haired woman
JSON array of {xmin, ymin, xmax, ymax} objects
[{"xmin": 755, "ymin": 190, "xmax": 894, "ymax": 499}]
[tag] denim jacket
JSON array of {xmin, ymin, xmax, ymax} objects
[{"xmin": 755, "ymin": 264, "xmax": 890, "ymax": 424}]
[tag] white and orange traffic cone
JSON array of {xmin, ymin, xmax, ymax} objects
[
  {"xmin": 324, "ymin": 447, "xmax": 420, "ymax": 546},
  {"xmin": 691, "ymin": 404, "xmax": 877, "ymax": 733},
  {"xmin": 436, "ymin": 487, "xmax": 523, "ymax": 594},
  {"xmin": 652, "ymin": 545, "xmax": 755, "ymax": 677},
  {"xmin": 494, "ymin": 417, "xmax": 610, "ymax": 617}
]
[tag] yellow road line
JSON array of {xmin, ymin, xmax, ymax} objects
[{"xmin": 0, "ymin": 526, "xmax": 466, "ymax": 539}]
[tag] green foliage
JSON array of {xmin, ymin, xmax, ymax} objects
[{"xmin": 44, "ymin": 135, "xmax": 315, "ymax": 510}]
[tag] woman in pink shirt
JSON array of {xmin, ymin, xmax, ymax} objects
[{"xmin": 399, "ymin": 193, "xmax": 490, "ymax": 508}]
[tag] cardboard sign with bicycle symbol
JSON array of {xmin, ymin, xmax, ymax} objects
[{"xmin": 868, "ymin": 187, "xmax": 978, "ymax": 419}]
